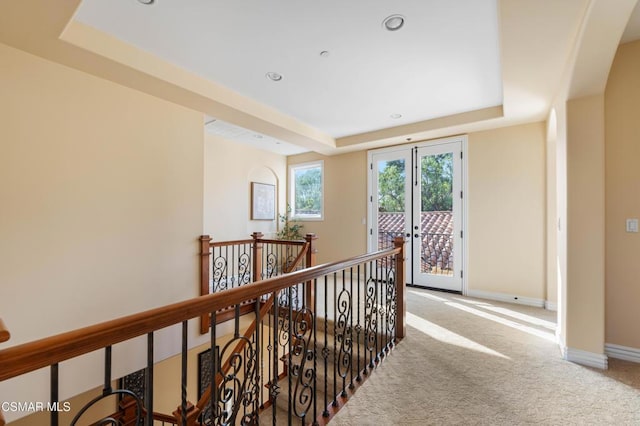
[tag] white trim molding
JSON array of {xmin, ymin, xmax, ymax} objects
[
  {"xmin": 545, "ymin": 301, "xmax": 558, "ymax": 311},
  {"xmin": 562, "ymin": 346, "xmax": 608, "ymax": 369},
  {"xmin": 466, "ymin": 289, "xmax": 545, "ymax": 308},
  {"xmin": 605, "ymin": 343, "xmax": 640, "ymax": 363}
]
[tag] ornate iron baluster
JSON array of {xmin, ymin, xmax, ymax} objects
[
  {"xmin": 212, "ymin": 246, "xmax": 228, "ymax": 293},
  {"xmin": 349, "ymin": 267, "xmax": 355, "ymax": 391},
  {"xmin": 387, "ymin": 257, "xmax": 397, "ymax": 351},
  {"xmin": 322, "ymin": 275, "xmax": 329, "ymax": 418},
  {"xmin": 51, "ymin": 363, "xmax": 58, "ymax": 426},
  {"xmin": 181, "ymin": 321, "xmax": 188, "ymax": 426},
  {"xmin": 272, "ymin": 291, "xmax": 280, "ymax": 425},
  {"xmin": 288, "ymin": 286, "xmax": 293, "ymax": 422},
  {"xmin": 210, "ymin": 309, "xmax": 218, "ymax": 426},
  {"xmin": 238, "ymin": 247, "xmax": 251, "ymax": 288},
  {"xmin": 313, "ymin": 278, "xmax": 318, "ymax": 423},
  {"xmin": 337, "ymin": 269, "xmax": 352, "ymax": 398},
  {"xmin": 356, "ymin": 265, "xmax": 362, "ymax": 383},
  {"xmin": 365, "ymin": 261, "xmax": 378, "ymax": 371},
  {"xmin": 332, "ymin": 272, "xmax": 338, "ymax": 407},
  {"xmin": 290, "ymin": 298, "xmax": 315, "ymax": 422},
  {"xmin": 146, "ymin": 332, "xmax": 154, "ymax": 426}
]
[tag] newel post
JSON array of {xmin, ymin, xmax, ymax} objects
[
  {"xmin": 304, "ymin": 233, "xmax": 318, "ymax": 267},
  {"xmin": 252, "ymin": 232, "xmax": 264, "ymax": 282},
  {"xmin": 304, "ymin": 233, "xmax": 318, "ymax": 308},
  {"xmin": 393, "ymin": 236, "xmax": 407, "ymax": 339},
  {"xmin": 199, "ymin": 235, "xmax": 212, "ymax": 335}
]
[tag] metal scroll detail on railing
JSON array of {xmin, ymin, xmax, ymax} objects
[
  {"xmin": 213, "ymin": 335, "xmax": 258, "ymax": 425},
  {"xmin": 0, "ymin": 237, "xmax": 404, "ymax": 426},
  {"xmin": 290, "ymin": 307, "xmax": 315, "ymax": 419},
  {"xmin": 200, "ymin": 233, "xmax": 315, "ymax": 335}
]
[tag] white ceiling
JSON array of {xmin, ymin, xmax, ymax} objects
[
  {"xmin": 71, "ymin": 0, "xmax": 640, "ymax": 155},
  {"xmin": 74, "ymin": 0, "xmax": 502, "ymax": 145}
]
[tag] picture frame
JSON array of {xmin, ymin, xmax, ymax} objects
[{"xmin": 251, "ymin": 182, "xmax": 276, "ymax": 220}]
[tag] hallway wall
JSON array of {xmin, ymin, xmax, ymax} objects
[
  {"xmin": 605, "ymin": 39, "xmax": 640, "ymax": 349},
  {"xmin": 0, "ymin": 42, "xmax": 204, "ymax": 421}
]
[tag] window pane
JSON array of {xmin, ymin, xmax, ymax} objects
[{"xmin": 293, "ymin": 164, "xmax": 322, "ymax": 217}]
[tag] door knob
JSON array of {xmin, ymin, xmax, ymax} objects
[{"xmin": 414, "ymin": 234, "xmax": 419, "ymax": 238}]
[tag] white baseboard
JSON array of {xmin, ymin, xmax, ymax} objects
[
  {"xmin": 562, "ymin": 346, "xmax": 608, "ymax": 369},
  {"xmin": 605, "ymin": 343, "xmax": 640, "ymax": 363},
  {"xmin": 545, "ymin": 301, "xmax": 558, "ymax": 311},
  {"xmin": 465, "ymin": 289, "xmax": 545, "ymax": 308}
]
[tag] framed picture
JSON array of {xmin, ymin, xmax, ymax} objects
[{"xmin": 251, "ymin": 182, "xmax": 275, "ymax": 220}]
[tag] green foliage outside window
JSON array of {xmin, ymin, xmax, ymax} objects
[
  {"xmin": 377, "ymin": 154, "xmax": 453, "ymax": 213},
  {"xmin": 293, "ymin": 165, "xmax": 322, "ymax": 216}
]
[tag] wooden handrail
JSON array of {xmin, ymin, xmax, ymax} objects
[
  {"xmin": 210, "ymin": 238, "xmax": 253, "ymax": 248},
  {"xmin": 257, "ymin": 238, "xmax": 307, "ymax": 246},
  {"xmin": 0, "ymin": 247, "xmax": 400, "ymax": 382},
  {"xmin": 0, "ymin": 318, "xmax": 9, "ymax": 343}
]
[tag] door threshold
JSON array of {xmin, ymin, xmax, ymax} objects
[{"xmin": 407, "ymin": 284, "xmax": 462, "ymax": 295}]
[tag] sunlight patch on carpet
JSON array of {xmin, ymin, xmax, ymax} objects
[
  {"xmin": 406, "ymin": 311, "xmax": 510, "ymax": 359},
  {"xmin": 451, "ymin": 299, "xmax": 556, "ymax": 331},
  {"xmin": 445, "ymin": 302, "xmax": 557, "ymax": 342}
]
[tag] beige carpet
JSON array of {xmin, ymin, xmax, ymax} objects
[{"xmin": 331, "ymin": 288, "xmax": 640, "ymax": 425}]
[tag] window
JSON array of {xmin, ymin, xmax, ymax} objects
[{"xmin": 289, "ymin": 160, "xmax": 324, "ymax": 220}]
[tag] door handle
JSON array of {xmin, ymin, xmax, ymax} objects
[
  {"xmin": 414, "ymin": 234, "xmax": 420, "ymax": 238},
  {"xmin": 405, "ymin": 233, "xmax": 411, "ymax": 238}
]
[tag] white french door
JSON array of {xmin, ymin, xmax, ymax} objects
[
  {"xmin": 368, "ymin": 137, "xmax": 465, "ymax": 292},
  {"xmin": 370, "ymin": 149, "xmax": 412, "ymax": 251},
  {"xmin": 412, "ymin": 142, "xmax": 462, "ymax": 291}
]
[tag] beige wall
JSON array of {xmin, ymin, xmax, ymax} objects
[
  {"xmin": 605, "ymin": 40, "xmax": 640, "ymax": 349},
  {"xmin": 565, "ymin": 94, "xmax": 606, "ymax": 354},
  {"xmin": 287, "ymin": 151, "xmax": 368, "ymax": 265},
  {"xmin": 203, "ymin": 134, "xmax": 287, "ymax": 241},
  {"xmin": 0, "ymin": 42, "xmax": 204, "ymax": 421},
  {"xmin": 467, "ymin": 123, "xmax": 547, "ymax": 300}
]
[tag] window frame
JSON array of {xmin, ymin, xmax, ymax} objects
[{"xmin": 288, "ymin": 160, "xmax": 324, "ymax": 221}]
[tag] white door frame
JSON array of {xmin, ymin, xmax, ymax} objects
[{"xmin": 367, "ymin": 135, "xmax": 469, "ymax": 295}]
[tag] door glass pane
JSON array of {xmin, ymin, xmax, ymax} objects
[
  {"xmin": 421, "ymin": 153, "xmax": 454, "ymax": 276},
  {"xmin": 377, "ymin": 159, "xmax": 406, "ymax": 249}
]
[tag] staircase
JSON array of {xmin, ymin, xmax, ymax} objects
[{"xmin": 259, "ymin": 315, "xmax": 392, "ymax": 425}]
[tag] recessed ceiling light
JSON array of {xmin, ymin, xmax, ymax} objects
[
  {"xmin": 320, "ymin": 51, "xmax": 330, "ymax": 58},
  {"xmin": 265, "ymin": 72, "xmax": 283, "ymax": 82},
  {"xmin": 390, "ymin": 113, "xmax": 402, "ymax": 119},
  {"xmin": 383, "ymin": 14, "xmax": 405, "ymax": 31},
  {"xmin": 137, "ymin": 0, "xmax": 155, "ymax": 4},
  {"xmin": 253, "ymin": 134, "xmax": 264, "ymax": 139}
]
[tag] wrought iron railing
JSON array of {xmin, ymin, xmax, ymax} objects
[
  {"xmin": 0, "ymin": 238, "xmax": 406, "ymax": 425},
  {"xmin": 378, "ymin": 230, "xmax": 405, "ymax": 250},
  {"xmin": 199, "ymin": 233, "xmax": 316, "ymax": 334}
]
